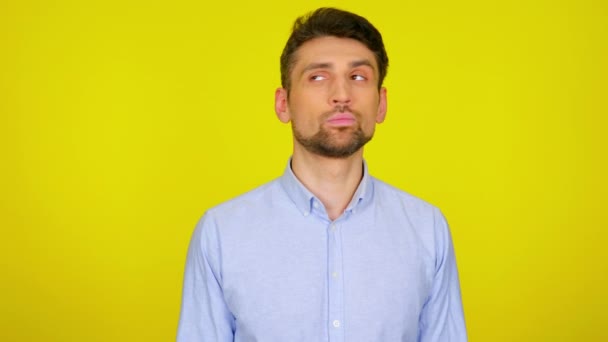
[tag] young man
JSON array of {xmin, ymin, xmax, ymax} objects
[{"xmin": 177, "ymin": 8, "xmax": 467, "ymax": 342}]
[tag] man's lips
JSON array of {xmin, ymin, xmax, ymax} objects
[{"xmin": 326, "ymin": 112, "xmax": 356, "ymax": 127}]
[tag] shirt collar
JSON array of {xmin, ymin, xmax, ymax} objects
[{"xmin": 279, "ymin": 158, "xmax": 373, "ymax": 217}]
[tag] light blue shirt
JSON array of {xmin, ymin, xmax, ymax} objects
[{"xmin": 177, "ymin": 161, "xmax": 467, "ymax": 341}]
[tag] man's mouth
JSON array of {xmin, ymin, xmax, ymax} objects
[{"xmin": 326, "ymin": 112, "xmax": 356, "ymax": 127}]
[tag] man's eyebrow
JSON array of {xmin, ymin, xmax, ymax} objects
[
  {"xmin": 301, "ymin": 62, "xmax": 333, "ymax": 75},
  {"xmin": 350, "ymin": 59, "xmax": 375, "ymax": 70}
]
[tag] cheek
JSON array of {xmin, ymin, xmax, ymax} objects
[
  {"xmin": 353, "ymin": 87, "xmax": 379, "ymax": 103},
  {"xmin": 289, "ymin": 99, "xmax": 324, "ymax": 122},
  {"xmin": 360, "ymin": 120, "xmax": 377, "ymax": 134},
  {"xmin": 357, "ymin": 96, "xmax": 381, "ymax": 131},
  {"xmin": 288, "ymin": 107, "xmax": 317, "ymax": 132}
]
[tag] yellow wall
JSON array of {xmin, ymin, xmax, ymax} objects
[{"xmin": 1, "ymin": 0, "xmax": 606, "ymax": 341}]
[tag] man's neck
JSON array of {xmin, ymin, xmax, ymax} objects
[{"xmin": 291, "ymin": 146, "xmax": 364, "ymax": 221}]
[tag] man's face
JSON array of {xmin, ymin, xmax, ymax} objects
[{"xmin": 275, "ymin": 36, "xmax": 387, "ymax": 159}]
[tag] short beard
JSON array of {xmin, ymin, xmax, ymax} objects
[{"xmin": 292, "ymin": 115, "xmax": 373, "ymax": 159}]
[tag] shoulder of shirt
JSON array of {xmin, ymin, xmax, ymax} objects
[
  {"xmin": 203, "ymin": 177, "xmax": 283, "ymax": 218},
  {"xmin": 370, "ymin": 176, "xmax": 441, "ymax": 214}
]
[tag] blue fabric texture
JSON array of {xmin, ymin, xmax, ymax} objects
[{"xmin": 177, "ymin": 161, "xmax": 467, "ymax": 342}]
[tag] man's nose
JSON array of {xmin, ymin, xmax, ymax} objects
[{"xmin": 330, "ymin": 78, "xmax": 351, "ymax": 105}]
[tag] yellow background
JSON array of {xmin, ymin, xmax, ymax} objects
[{"xmin": 1, "ymin": 0, "xmax": 606, "ymax": 341}]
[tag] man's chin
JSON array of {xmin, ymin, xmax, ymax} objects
[
  {"xmin": 293, "ymin": 125, "xmax": 372, "ymax": 158},
  {"xmin": 311, "ymin": 140, "xmax": 367, "ymax": 158}
]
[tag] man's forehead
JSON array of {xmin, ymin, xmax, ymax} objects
[
  {"xmin": 296, "ymin": 36, "xmax": 374, "ymax": 57},
  {"xmin": 292, "ymin": 36, "xmax": 378, "ymax": 71}
]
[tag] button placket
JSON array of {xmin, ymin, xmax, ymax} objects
[{"xmin": 328, "ymin": 221, "xmax": 344, "ymax": 341}]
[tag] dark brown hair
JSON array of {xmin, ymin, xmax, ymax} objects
[{"xmin": 280, "ymin": 7, "xmax": 389, "ymax": 91}]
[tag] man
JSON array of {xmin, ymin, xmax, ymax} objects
[{"xmin": 177, "ymin": 7, "xmax": 467, "ymax": 342}]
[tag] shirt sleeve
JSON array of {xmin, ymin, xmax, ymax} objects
[
  {"xmin": 418, "ymin": 208, "xmax": 468, "ymax": 342},
  {"xmin": 177, "ymin": 213, "xmax": 235, "ymax": 342}
]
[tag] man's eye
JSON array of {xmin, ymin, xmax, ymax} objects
[
  {"xmin": 311, "ymin": 75, "xmax": 326, "ymax": 81},
  {"xmin": 352, "ymin": 74, "xmax": 366, "ymax": 81}
]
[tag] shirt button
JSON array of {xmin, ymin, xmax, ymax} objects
[
  {"xmin": 330, "ymin": 223, "xmax": 336, "ymax": 231},
  {"xmin": 332, "ymin": 272, "xmax": 338, "ymax": 278},
  {"xmin": 333, "ymin": 320, "xmax": 340, "ymax": 328},
  {"xmin": 313, "ymin": 202, "xmax": 319, "ymax": 208}
]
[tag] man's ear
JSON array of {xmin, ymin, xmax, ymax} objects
[
  {"xmin": 275, "ymin": 88, "xmax": 291, "ymax": 123},
  {"xmin": 376, "ymin": 87, "xmax": 387, "ymax": 123}
]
